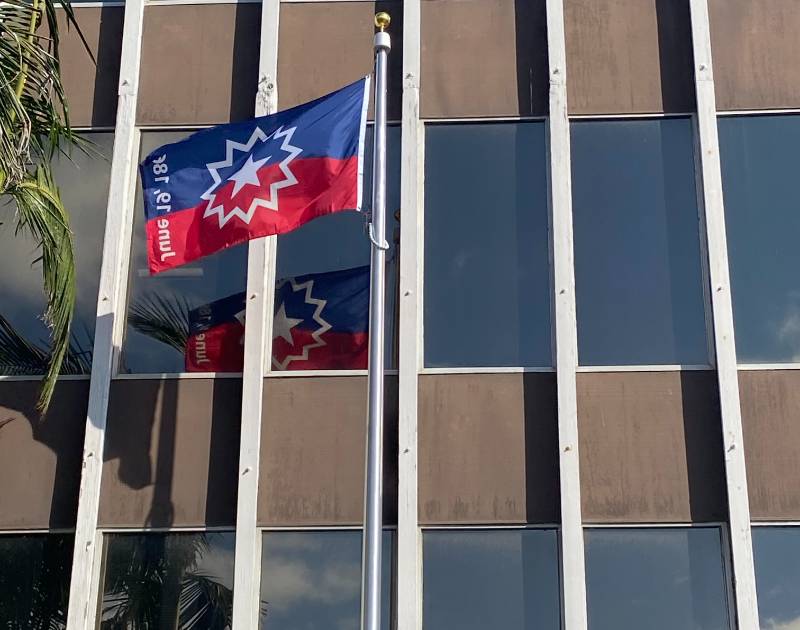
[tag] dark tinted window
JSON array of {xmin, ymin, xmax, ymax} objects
[
  {"xmin": 585, "ymin": 528, "xmax": 730, "ymax": 630},
  {"xmin": 121, "ymin": 131, "xmax": 248, "ymax": 374},
  {"xmin": 260, "ymin": 530, "xmax": 393, "ymax": 629},
  {"xmin": 752, "ymin": 527, "xmax": 800, "ymax": 629},
  {"xmin": 274, "ymin": 126, "xmax": 400, "ymax": 370},
  {"xmin": 422, "ymin": 529, "xmax": 560, "ymax": 630},
  {"xmin": 0, "ymin": 534, "xmax": 73, "ymax": 629},
  {"xmin": 100, "ymin": 532, "xmax": 234, "ymax": 628},
  {"xmin": 0, "ymin": 133, "xmax": 113, "ymax": 375},
  {"xmin": 424, "ymin": 122, "xmax": 552, "ymax": 367},
  {"xmin": 719, "ymin": 115, "xmax": 800, "ymax": 363},
  {"xmin": 571, "ymin": 118, "xmax": 708, "ymax": 366}
]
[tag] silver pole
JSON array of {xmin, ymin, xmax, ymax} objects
[{"xmin": 362, "ymin": 11, "xmax": 391, "ymax": 630}]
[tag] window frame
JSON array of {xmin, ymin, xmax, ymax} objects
[
  {"xmin": 419, "ymin": 524, "xmax": 562, "ymax": 630},
  {"xmin": 258, "ymin": 525, "xmax": 398, "ymax": 629},
  {"xmin": 116, "ymin": 124, "xmax": 248, "ymax": 379},
  {"xmin": 582, "ymin": 522, "xmax": 737, "ymax": 630},
  {"xmin": 716, "ymin": 109, "xmax": 800, "ymax": 369},
  {"xmin": 420, "ymin": 116, "xmax": 555, "ymax": 372},
  {"xmin": 568, "ymin": 113, "xmax": 715, "ymax": 370},
  {"xmin": 0, "ymin": 126, "xmax": 116, "ymax": 382}
]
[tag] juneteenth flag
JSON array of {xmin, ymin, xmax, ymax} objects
[
  {"xmin": 184, "ymin": 266, "xmax": 370, "ymax": 372},
  {"xmin": 140, "ymin": 78, "xmax": 370, "ymax": 273},
  {"xmin": 185, "ymin": 292, "xmax": 247, "ymax": 372},
  {"xmin": 272, "ymin": 265, "xmax": 369, "ymax": 370}
]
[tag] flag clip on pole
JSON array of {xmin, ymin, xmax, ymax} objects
[{"xmin": 362, "ymin": 11, "xmax": 391, "ymax": 630}]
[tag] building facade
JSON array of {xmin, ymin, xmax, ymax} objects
[{"xmin": 2, "ymin": 0, "xmax": 800, "ymax": 628}]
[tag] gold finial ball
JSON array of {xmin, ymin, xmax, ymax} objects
[{"xmin": 375, "ymin": 12, "xmax": 391, "ymax": 31}]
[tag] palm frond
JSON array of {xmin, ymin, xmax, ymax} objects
[
  {"xmin": 1, "ymin": 0, "xmax": 92, "ymax": 413},
  {"xmin": 6, "ymin": 165, "xmax": 76, "ymax": 407},
  {"xmin": 0, "ymin": 0, "xmax": 91, "ymax": 186},
  {"xmin": 0, "ymin": 312, "xmax": 92, "ymax": 377},
  {"xmin": 178, "ymin": 573, "xmax": 233, "ymax": 630},
  {"xmin": 128, "ymin": 293, "xmax": 191, "ymax": 353},
  {"xmin": 0, "ymin": 312, "xmax": 50, "ymax": 375}
]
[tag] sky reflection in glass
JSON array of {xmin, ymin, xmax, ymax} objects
[
  {"xmin": 753, "ymin": 527, "xmax": 800, "ymax": 629},
  {"xmin": 719, "ymin": 115, "xmax": 800, "ymax": 363},
  {"xmin": 260, "ymin": 530, "xmax": 392, "ymax": 630},
  {"xmin": 423, "ymin": 529, "xmax": 560, "ymax": 630},
  {"xmin": 585, "ymin": 528, "xmax": 730, "ymax": 630},
  {"xmin": 424, "ymin": 122, "xmax": 552, "ymax": 368},
  {"xmin": 571, "ymin": 118, "xmax": 708, "ymax": 366}
]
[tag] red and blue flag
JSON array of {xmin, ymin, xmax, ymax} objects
[
  {"xmin": 140, "ymin": 77, "xmax": 371, "ymax": 273},
  {"xmin": 184, "ymin": 265, "xmax": 370, "ymax": 372},
  {"xmin": 185, "ymin": 292, "xmax": 247, "ymax": 372},
  {"xmin": 272, "ymin": 265, "xmax": 370, "ymax": 370}
]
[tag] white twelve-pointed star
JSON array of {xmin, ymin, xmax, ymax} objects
[
  {"xmin": 273, "ymin": 302, "xmax": 302, "ymax": 344},
  {"xmin": 227, "ymin": 154, "xmax": 270, "ymax": 197}
]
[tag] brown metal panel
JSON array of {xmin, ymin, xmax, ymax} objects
[
  {"xmin": 709, "ymin": 0, "xmax": 800, "ymax": 111},
  {"xmin": 0, "ymin": 380, "xmax": 88, "ymax": 530},
  {"xmin": 418, "ymin": 373, "xmax": 559, "ymax": 525},
  {"xmin": 277, "ymin": 2, "xmax": 403, "ymax": 120},
  {"xmin": 258, "ymin": 376, "xmax": 398, "ymax": 526},
  {"xmin": 99, "ymin": 379, "xmax": 241, "ymax": 528},
  {"xmin": 739, "ymin": 371, "xmax": 800, "ymax": 520},
  {"xmin": 420, "ymin": 0, "xmax": 548, "ymax": 119},
  {"xmin": 578, "ymin": 371, "xmax": 726, "ymax": 523},
  {"xmin": 137, "ymin": 5, "xmax": 260, "ymax": 125},
  {"xmin": 57, "ymin": 7, "xmax": 122, "ymax": 127},
  {"xmin": 565, "ymin": 0, "xmax": 695, "ymax": 114}
]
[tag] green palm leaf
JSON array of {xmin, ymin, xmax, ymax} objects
[
  {"xmin": 128, "ymin": 293, "xmax": 191, "ymax": 354},
  {"xmin": 0, "ymin": 312, "xmax": 92, "ymax": 377},
  {"xmin": 1, "ymin": 0, "xmax": 91, "ymax": 411},
  {"xmin": 7, "ymin": 165, "xmax": 76, "ymax": 401}
]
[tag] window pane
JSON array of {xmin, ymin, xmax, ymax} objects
[
  {"xmin": 0, "ymin": 534, "xmax": 73, "ymax": 629},
  {"xmin": 121, "ymin": 131, "xmax": 248, "ymax": 374},
  {"xmin": 0, "ymin": 133, "xmax": 113, "ymax": 375},
  {"xmin": 422, "ymin": 529, "xmax": 560, "ymax": 630},
  {"xmin": 100, "ymin": 532, "xmax": 234, "ymax": 629},
  {"xmin": 753, "ymin": 527, "xmax": 800, "ymax": 629},
  {"xmin": 274, "ymin": 126, "xmax": 400, "ymax": 370},
  {"xmin": 585, "ymin": 528, "xmax": 730, "ymax": 630},
  {"xmin": 571, "ymin": 119, "xmax": 708, "ymax": 366},
  {"xmin": 719, "ymin": 115, "xmax": 800, "ymax": 363},
  {"xmin": 424, "ymin": 122, "xmax": 552, "ymax": 367},
  {"xmin": 260, "ymin": 530, "xmax": 393, "ymax": 629}
]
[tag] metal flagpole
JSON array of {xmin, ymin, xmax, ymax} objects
[{"xmin": 362, "ymin": 11, "xmax": 391, "ymax": 630}]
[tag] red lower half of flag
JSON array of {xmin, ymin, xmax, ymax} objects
[
  {"xmin": 185, "ymin": 325, "xmax": 368, "ymax": 372},
  {"xmin": 272, "ymin": 329, "xmax": 368, "ymax": 371},
  {"xmin": 185, "ymin": 323, "xmax": 244, "ymax": 372}
]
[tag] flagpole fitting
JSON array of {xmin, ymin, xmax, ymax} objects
[
  {"xmin": 375, "ymin": 12, "xmax": 390, "ymax": 31},
  {"xmin": 368, "ymin": 222, "xmax": 390, "ymax": 251},
  {"xmin": 374, "ymin": 13, "xmax": 391, "ymax": 51}
]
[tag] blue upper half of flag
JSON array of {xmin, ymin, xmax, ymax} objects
[
  {"xmin": 188, "ymin": 291, "xmax": 246, "ymax": 335},
  {"xmin": 140, "ymin": 77, "xmax": 370, "ymax": 221},
  {"xmin": 275, "ymin": 265, "xmax": 370, "ymax": 334},
  {"xmin": 187, "ymin": 265, "xmax": 370, "ymax": 339}
]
